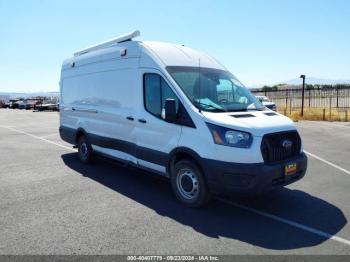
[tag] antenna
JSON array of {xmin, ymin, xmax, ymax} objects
[
  {"xmin": 74, "ymin": 30, "xmax": 140, "ymax": 57},
  {"xmin": 198, "ymin": 58, "xmax": 201, "ymax": 113}
]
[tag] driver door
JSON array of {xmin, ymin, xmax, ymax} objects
[{"xmin": 134, "ymin": 70, "xmax": 182, "ymax": 175}]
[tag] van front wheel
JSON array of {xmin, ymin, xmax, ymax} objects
[
  {"xmin": 171, "ymin": 160, "xmax": 210, "ymax": 207},
  {"xmin": 77, "ymin": 135, "xmax": 93, "ymax": 164}
]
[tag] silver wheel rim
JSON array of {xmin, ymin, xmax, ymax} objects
[
  {"xmin": 176, "ymin": 168, "xmax": 199, "ymax": 200},
  {"xmin": 80, "ymin": 142, "xmax": 88, "ymax": 160}
]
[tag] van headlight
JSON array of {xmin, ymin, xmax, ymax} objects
[{"xmin": 206, "ymin": 123, "xmax": 253, "ymax": 148}]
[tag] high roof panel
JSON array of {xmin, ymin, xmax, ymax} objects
[{"xmin": 142, "ymin": 41, "xmax": 226, "ymax": 70}]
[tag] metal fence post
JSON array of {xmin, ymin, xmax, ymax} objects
[
  {"xmin": 285, "ymin": 89, "xmax": 288, "ymax": 109},
  {"xmin": 329, "ymin": 96, "xmax": 332, "ymax": 121},
  {"xmin": 323, "ymin": 108, "xmax": 326, "ymax": 120},
  {"xmin": 336, "ymin": 86, "xmax": 339, "ymax": 108},
  {"xmin": 346, "ymin": 110, "xmax": 348, "ymax": 122},
  {"xmin": 308, "ymin": 89, "xmax": 311, "ymax": 108},
  {"xmin": 300, "ymin": 75, "xmax": 305, "ymax": 116}
]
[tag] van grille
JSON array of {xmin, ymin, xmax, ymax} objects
[{"xmin": 261, "ymin": 131, "xmax": 301, "ymax": 163}]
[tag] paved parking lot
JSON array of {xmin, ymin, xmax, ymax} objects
[{"xmin": 0, "ymin": 109, "xmax": 350, "ymax": 255}]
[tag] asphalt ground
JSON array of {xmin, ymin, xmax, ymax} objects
[{"xmin": 0, "ymin": 109, "xmax": 350, "ymax": 255}]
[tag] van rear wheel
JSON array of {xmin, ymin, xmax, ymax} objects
[
  {"xmin": 77, "ymin": 135, "xmax": 93, "ymax": 164},
  {"xmin": 171, "ymin": 159, "xmax": 210, "ymax": 207}
]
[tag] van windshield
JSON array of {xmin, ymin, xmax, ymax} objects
[{"xmin": 167, "ymin": 66, "xmax": 264, "ymax": 112}]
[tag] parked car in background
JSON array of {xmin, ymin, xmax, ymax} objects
[
  {"xmin": 19, "ymin": 101, "xmax": 36, "ymax": 110},
  {"xmin": 8, "ymin": 100, "xmax": 19, "ymax": 109},
  {"xmin": 34, "ymin": 103, "xmax": 59, "ymax": 111},
  {"xmin": 33, "ymin": 100, "xmax": 59, "ymax": 111},
  {"xmin": 256, "ymin": 95, "xmax": 277, "ymax": 111},
  {"xmin": 17, "ymin": 101, "xmax": 25, "ymax": 109}
]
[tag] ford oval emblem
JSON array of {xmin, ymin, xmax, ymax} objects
[{"xmin": 281, "ymin": 139, "xmax": 293, "ymax": 149}]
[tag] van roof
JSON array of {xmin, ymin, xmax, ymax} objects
[
  {"xmin": 141, "ymin": 41, "xmax": 226, "ymax": 70},
  {"xmin": 74, "ymin": 30, "xmax": 140, "ymax": 57},
  {"xmin": 64, "ymin": 31, "xmax": 226, "ymax": 70}
]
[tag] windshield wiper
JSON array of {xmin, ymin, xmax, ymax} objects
[
  {"xmin": 227, "ymin": 108, "xmax": 264, "ymax": 112},
  {"xmin": 247, "ymin": 108, "xmax": 264, "ymax": 111},
  {"xmin": 194, "ymin": 101, "xmax": 227, "ymax": 112}
]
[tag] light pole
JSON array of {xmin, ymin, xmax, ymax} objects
[{"xmin": 300, "ymin": 74, "xmax": 306, "ymax": 117}]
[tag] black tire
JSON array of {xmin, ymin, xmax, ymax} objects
[
  {"xmin": 171, "ymin": 159, "xmax": 211, "ymax": 207},
  {"xmin": 77, "ymin": 135, "xmax": 94, "ymax": 164}
]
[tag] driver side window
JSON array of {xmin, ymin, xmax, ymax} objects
[{"xmin": 144, "ymin": 74, "xmax": 179, "ymax": 118}]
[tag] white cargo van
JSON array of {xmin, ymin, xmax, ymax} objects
[{"xmin": 59, "ymin": 31, "xmax": 307, "ymax": 207}]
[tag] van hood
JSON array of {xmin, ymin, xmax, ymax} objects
[{"xmin": 202, "ymin": 110, "xmax": 296, "ymax": 137}]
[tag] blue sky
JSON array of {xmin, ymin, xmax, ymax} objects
[{"xmin": 0, "ymin": 0, "xmax": 349, "ymax": 92}]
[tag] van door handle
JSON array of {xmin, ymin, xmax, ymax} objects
[
  {"xmin": 126, "ymin": 116, "xmax": 134, "ymax": 121},
  {"xmin": 138, "ymin": 118, "xmax": 147, "ymax": 123}
]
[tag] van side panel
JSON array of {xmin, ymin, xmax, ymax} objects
[{"xmin": 60, "ymin": 57, "xmax": 139, "ymax": 163}]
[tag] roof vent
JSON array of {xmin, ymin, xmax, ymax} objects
[
  {"xmin": 231, "ymin": 114, "xmax": 255, "ymax": 118},
  {"xmin": 264, "ymin": 112, "xmax": 277, "ymax": 116},
  {"xmin": 74, "ymin": 30, "xmax": 140, "ymax": 57}
]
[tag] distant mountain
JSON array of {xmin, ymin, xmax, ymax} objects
[
  {"xmin": 0, "ymin": 92, "xmax": 59, "ymax": 99},
  {"xmin": 281, "ymin": 77, "xmax": 350, "ymax": 86},
  {"xmin": 248, "ymin": 77, "xmax": 350, "ymax": 89}
]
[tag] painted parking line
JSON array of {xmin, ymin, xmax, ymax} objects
[
  {"xmin": 1, "ymin": 124, "xmax": 350, "ymax": 247},
  {"xmin": 303, "ymin": 121, "xmax": 350, "ymax": 129},
  {"xmin": 321, "ymin": 122, "xmax": 350, "ymax": 129},
  {"xmin": 0, "ymin": 125, "xmax": 75, "ymax": 152},
  {"xmin": 40, "ymin": 133, "xmax": 59, "ymax": 138},
  {"xmin": 219, "ymin": 198, "xmax": 350, "ymax": 247},
  {"xmin": 305, "ymin": 150, "xmax": 350, "ymax": 175}
]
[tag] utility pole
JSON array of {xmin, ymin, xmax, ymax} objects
[{"xmin": 300, "ymin": 75, "xmax": 306, "ymax": 117}]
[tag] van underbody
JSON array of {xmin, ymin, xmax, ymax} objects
[{"xmin": 60, "ymin": 125, "xmax": 307, "ymax": 198}]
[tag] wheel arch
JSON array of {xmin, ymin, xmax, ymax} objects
[
  {"xmin": 75, "ymin": 128, "xmax": 88, "ymax": 143},
  {"xmin": 167, "ymin": 147, "xmax": 205, "ymax": 178}
]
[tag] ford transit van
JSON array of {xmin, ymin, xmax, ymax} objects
[{"xmin": 59, "ymin": 31, "xmax": 307, "ymax": 207}]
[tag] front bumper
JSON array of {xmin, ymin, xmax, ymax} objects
[{"xmin": 202, "ymin": 152, "xmax": 307, "ymax": 197}]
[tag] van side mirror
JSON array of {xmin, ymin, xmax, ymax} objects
[{"xmin": 162, "ymin": 99, "xmax": 177, "ymax": 122}]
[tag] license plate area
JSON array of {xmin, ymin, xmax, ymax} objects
[{"xmin": 285, "ymin": 162, "xmax": 297, "ymax": 176}]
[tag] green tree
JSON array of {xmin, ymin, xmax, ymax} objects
[
  {"xmin": 306, "ymin": 84, "xmax": 314, "ymax": 90},
  {"xmin": 261, "ymin": 85, "xmax": 276, "ymax": 92}
]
